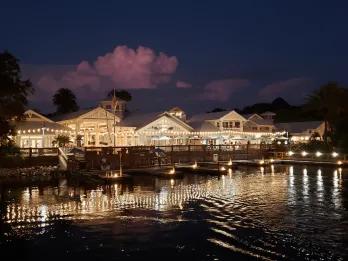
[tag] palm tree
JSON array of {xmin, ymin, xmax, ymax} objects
[
  {"xmin": 52, "ymin": 135, "xmax": 71, "ymax": 147},
  {"xmin": 305, "ymin": 82, "xmax": 347, "ymax": 144},
  {"xmin": 106, "ymin": 89, "xmax": 132, "ymax": 102},
  {"xmin": 53, "ymin": 88, "xmax": 79, "ymax": 114}
]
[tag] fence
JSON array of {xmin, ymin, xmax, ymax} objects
[{"xmin": 83, "ymin": 144, "xmax": 274, "ymax": 169}]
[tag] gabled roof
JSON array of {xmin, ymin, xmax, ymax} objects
[
  {"xmin": 275, "ymin": 121, "xmax": 324, "ymax": 133},
  {"xmin": 52, "ymin": 107, "xmax": 117, "ymax": 122},
  {"xmin": 249, "ymin": 117, "xmax": 274, "ymax": 126},
  {"xmin": 189, "ymin": 121, "xmax": 219, "ymax": 132},
  {"xmin": 169, "ymin": 106, "xmax": 185, "ymax": 113},
  {"xmin": 51, "ymin": 108, "xmax": 92, "ymax": 121},
  {"xmin": 188, "ymin": 111, "xmax": 230, "ymax": 122},
  {"xmin": 24, "ymin": 109, "xmax": 54, "ymax": 123},
  {"xmin": 121, "ymin": 111, "xmax": 193, "ymax": 132},
  {"xmin": 187, "ymin": 110, "xmax": 246, "ymax": 132},
  {"xmin": 15, "ymin": 110, "xmax": 71, "ymax": 132},
  {"xmin": 120, "ymin": 111, "xmax": 163, "ymax": 129}
]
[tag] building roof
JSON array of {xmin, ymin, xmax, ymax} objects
[
  {"xmin": 189, "ymin": 121, "xmax": 219, "ymax": 132},
  {"xmin": 15, "ymin": 121, "xmax": 71, "ymax": 132},
  {"xmin": 120, "ymin": 111, "xmax": 163, "ymax": 129},
  {"xmin": 51, "ymin": 108, "xmax": 92, "ymax": 121},
  {"xmin": 275, "ymin": 121, "xmax": 324, "ymax": 133},
  {"xmin": 188, "ymin": 111, "xmax": 230, "ymax": 122},
  {"xmin": 249, "ymin": 117, "xmax": 274, "ymax": 126},
  {"xmin": 261, "ymin": 111, "xmax": 276, "ymax": 116},
  {"xmin": 120, "ymin": 111, "xmax": 193, "ymax": 131},
  {"xmin": 169, "ymin": 106, "xmax": 185, "ymax": 113}
]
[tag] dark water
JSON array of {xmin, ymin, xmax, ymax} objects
[{"xmin": 0, "ymin": 166, "xmax": 347, "ymax": 260}]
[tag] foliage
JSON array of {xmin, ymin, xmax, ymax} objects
[
  {"xmin": 305, "ymin": 81, "xmax": 348, "ymax": 145},
  {"xmin": 293, "ymin": 140, "xmax": 333, "ymax": 153},
  {"xmin": 207, "ymin": 108, "xmax": 227, "ymax": 113},
  {"xmin": 52, "ymin": 135, "xmax": 71, "ymax": 147},
  {"xmin": 241, "ymin": 97, "xmax": 291, "ymax": 114},
  {"xmin": 107, "ymin": 89, "xmax": 132, "ymax": 102},
  {"xmin": 0, "ymin": 141, "xmax": 20, "ymax": 157},
  {"xmin": 107, "ymin": 90, "xmax": 132, "ymax": 102},
  {"xmin": 0, "ymin": 51, "xmax": 33, "ymax": 148},
  {"xmin": 53, "ymin": 88, "xmax": 79, "ymax": 114}
]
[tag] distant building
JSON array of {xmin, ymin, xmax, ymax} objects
[
  {"xmin": 275, "ymin": 121, "xmax": 325, "ymax": 143},
  {"xmin": 243, "ymin": 114, "xmax": 276, "ymax": 133},
  {"xmin": 13, "ymin": 110, "xmax": 71, "ymax": 148},
  {"xmin": 54, "ymin": 106, "xmax": 136, "ymax": 147},
  {"xmin": 11, "ymin": 102, "xmax": 284, "ymax": 148}
]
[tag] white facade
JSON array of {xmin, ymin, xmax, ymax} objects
[{"xmin": 14, "ymin": 110, "xmax": 71, "ymax": 148}]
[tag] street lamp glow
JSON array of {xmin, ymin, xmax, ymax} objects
[
  {"xmin": 288, "ymin": 151, "xmax": 294, "ymax": 156},
  {"xmin": 332, "ymin": 152, "xmax": 339, "ymax": 158},
  {"xmin": 220, "ymin": 166, "xmax": 226, "ymax": 171},
  {"xmin": 337, "ymin": 160, "xmax": 343, "ymax": 166},
  {"xmin": 192, "ymin": 161, "xmax": 198, "ymax": 169},
  {"xmin": 227, "ymin": 159, "xmax": 233, "ymax": 166},
  {"xmin": 169, "ymin": 168, "xmax": 175, "ymax": 174},
  {"xmin": 315, "ymin": 151, "xmax": 322, "ymax": 157},
  {"xmin": 259, "ymin": 160, "xmax": 265, "ymax": 165},
  {"xmin": 301, "ymin": 151, "xmax": 308, "ymax": 157}
]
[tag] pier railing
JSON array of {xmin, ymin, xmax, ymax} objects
[{"xmin": 81, "ymin": 144, "xmax": 274, "ymax": 169}]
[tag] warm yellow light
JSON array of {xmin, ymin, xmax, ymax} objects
[
  {"xmin": 220, "ymin": 166, "xmax": 226, "ymax": 171},
  {"xmin": 228, "ymin": 168, "xmax": 232, "ymax": 176},
  {"xmin": 337, "ymin": 160, "xmax": 343, "ymax": 166},
  {"xmin": 227, "ymin": 159, "xmax": 233, "ymax": 166},
  {"xmin": 170, "ymin": 179, "xmax": 175, "ymax": 187},
  {"xmin": 332, "ymin": 152, "xmax": 339, "ymax": 158},
  {"xmin": 270, "ymin": 158, "xmax": 274, "ymax": 163},
  {"xmin": 301, "ymin": 151, "xmax": 308, "ymax": 157},
  {"xmin": 169, "ymin": 168, "xmax": 175, "ymax": 175},
  {"xmin": 315, "ymin": 151, "xmax": 322, "ymax": 157},
  {"xmin": 192, "ymin": 161, "xmax": 198, "ymax": 169},
  {"xmin": 288, "ymin": 151, "xmax": 294, "ymax": 156},
  {"xmin": 259, "ymin": 160, "xmax": 265, "ymax": 165}
]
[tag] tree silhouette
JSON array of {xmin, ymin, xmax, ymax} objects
[
  {"xmin": 305, "ymin": 82, "xmax": 348, "ymax": 144},
  {"xmin": 53, "ymin": 88, "xmax": 79, "ymax": 114},
  {"xmin": 106, "ymin": 89, "xmax": 132, "ymax": 102},
  {"xmin": 0, "ymin": 51, "xmax": 33, "ymax": 147}
]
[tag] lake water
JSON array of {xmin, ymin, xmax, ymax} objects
[{"xmin": 0, "ymin": 165, "xmax": 347, "ymax": 260}]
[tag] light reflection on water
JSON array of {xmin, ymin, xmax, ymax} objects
[{"xmin": 0, "ymin": 166, "xmax": 347, "ymax": 260}]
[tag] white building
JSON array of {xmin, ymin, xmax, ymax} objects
[
  {"xmin": 12, "ymin": 103, "xmax": 282, "ymax": 148},
  {"xmin": 275, "ymin": 121, "xmax": 325, "ymax": 143},
  {"xmin": 13, "ymin": 110, "xmax": 72, "ymax": 148}
]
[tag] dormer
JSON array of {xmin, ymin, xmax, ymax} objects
[
  {"xmin": 100, "ymin": 98, "xmax": 127, "ymax": 119},
  {"xmin": 168, "ymin": 107, "xmax": 187, "ymax": 121}
]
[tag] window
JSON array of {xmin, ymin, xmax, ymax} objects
[
  {"xmin": 229, "ymin": 122, "xmax": 233, "ymax": 128},
  {"xmin": 235, "ymin": 121, "xmax": 240, "ymax": 128},
  {"xmin": 223, "ymin": 122, "xmax": 229, "ymax": 128},
  {"xmin": 216, "ymin": 122, "xmax": 220, "ymax": 127}
]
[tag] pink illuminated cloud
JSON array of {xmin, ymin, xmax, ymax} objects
[
  {"xmin": 200, "ymin": 79, "xmax": 250, "ymax": 102},
  {"xmin": 176, "ymin": 80, "xmax": 192, "ymax": 88},
  {"xmin": 35, "ymin": 45, "xmax": 178, "ymax": 98}
]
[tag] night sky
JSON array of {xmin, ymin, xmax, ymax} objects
[{"xmin": 1, "ymin": 0, "xmax": 348, "ymax": 114}]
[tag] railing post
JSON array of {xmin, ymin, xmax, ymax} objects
[
  {"xmin": 188, "ymin": 145, "xmax": 191, "ymax": 163},
  {"xmin": 246, "ymin": 143, "xmax": 249, "ymax": 160},
  {"xmin": 171, "ymin": 145, "xmax": 174, "ymax": 165}
]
